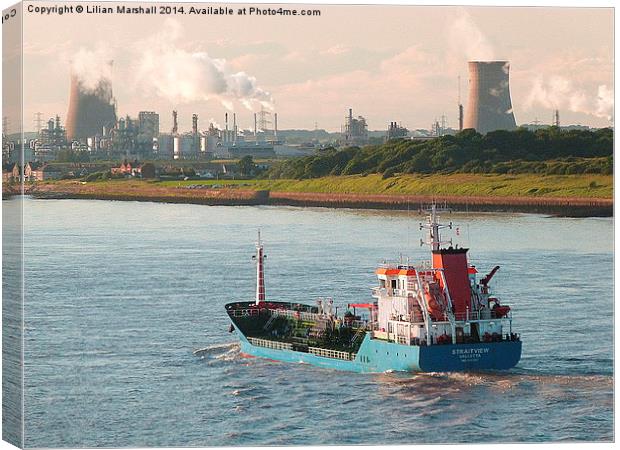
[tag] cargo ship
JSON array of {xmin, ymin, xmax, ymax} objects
[{"xmin": 226, "ymin": 205, "xmax": 521, "ymax": 373}]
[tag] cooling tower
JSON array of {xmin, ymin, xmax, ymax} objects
[
  {"xmin": 66, "ymin": 74, "xmax": 117, "ymax": 141},
  {"xmin": 464, "ymin": 61, "xmax": 517, "ymax": 134}
]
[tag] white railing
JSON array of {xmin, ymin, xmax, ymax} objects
[
  {"xmin": 453, "ymin": 310, "xmax": 513, "ymax": 321},
  {"xmin": 308, "ymin": 347, "xmax": 356, "ymax": 361},
  {"xmin": 248, "ymin": 337, "xmax": 293, "ymax": 351},
  {"xmin": 350, "ymin": 320, "xmax": 368, "ymax": 329},
  {"xmin": 228, "ymin": 308, "xmax": 260, "ymax": 318},
  {"xmin": 248, "ymin": 337, "xmax": 356, "ymax": 361},
  {"xmin": 269, "ymin": 308, "xmax": 323, "ymax": 322},
  {"xmin": 377, "ymin": 261, "xmax": 433, "ymax": 270},
  {"xmin": 227, "ymin": 307, "xmax": 322, "ymax": 322}
]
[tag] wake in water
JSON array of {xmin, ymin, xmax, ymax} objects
[
  {"xmin": 377, "ymin": 369, "xmax": 613, "ymax": 403},
  {"xmin": 391, "ymin": 369, "xmax": 613, "ymax": 387},
  {"xmin": 193, "ymin": 342, "xmax": 240, "ymax": 363}
]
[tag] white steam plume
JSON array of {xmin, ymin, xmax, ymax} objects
[
  {"xmin": 596, "ymin": 85, "xmax": 613, "ymax": 121},
  {"xmin": 71, "ymin": 47, "xmax": 114, "ymax": 91},
  {"xmin": 133, "ymin": 19, "xmax": 273, "ymax": 111},
  {"xmin": 525, "ymin": 75, "xmax": 613, "ymax": 121},
  {"xmin": 207, "ymin": 118, "xmax": 222, "ymax": 129},
  {"xmin": 448, "ymin": 11, "xmax": 495, "ymax": 61}
]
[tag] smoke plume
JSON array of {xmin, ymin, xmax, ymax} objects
[
  {"xmin": 596, "ymin": 85, "xmax": 613, "ymax": 121},
  {"xmin": 448, "ymin": 11, "xmax": 495, "ymax": 61},
  {"xmin": 132, "ymin": 19, "xmax": 273, "ymax": 110},
  {"xmin": 70, "ymin": 47, "xmax": 114, "ymax": 96},
  {"xmin": 525, "ymin": 75, "xmax": 613, "ymax": 121}
]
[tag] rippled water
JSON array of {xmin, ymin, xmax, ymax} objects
[{"xmin": 15, "ymin": 198, "xmax": 613, "ymax": 446}]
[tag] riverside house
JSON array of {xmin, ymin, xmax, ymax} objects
[{"xmin": 31, "ymin": 164, "xmax": 63, "ymax": 181}]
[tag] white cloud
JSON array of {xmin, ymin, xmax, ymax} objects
[{"xmin": 322, "ymin": 44, "xmax": 351, "ymax": 56}]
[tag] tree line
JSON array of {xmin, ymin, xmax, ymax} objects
[{"xmin": 266, "ymin": 127, "xmax": 613, "ymax": 179}]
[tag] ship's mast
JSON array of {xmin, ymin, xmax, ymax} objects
[
  {"xmin": 255, "ymin": 230, "xmax": 266, "ymax": 305},
  {"xmin": 420, "ymin": 203, "xmax": 452, "ymax": 252}
]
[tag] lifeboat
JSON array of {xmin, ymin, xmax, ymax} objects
[
  {"xmin": 493, "ymin": 304, "xmax": 511, "ymax": 318},
  {"xmin": 424, "ymin": 282, "xmax": 448, "ymax": 321},
  {"xmin": 489, "ymin": 297, "xmax": 511, "ymax": 318}
]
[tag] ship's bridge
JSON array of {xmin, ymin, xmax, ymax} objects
[{"xmin": 374, "ymin": 261, "xmax": 437, "ymax": 297}]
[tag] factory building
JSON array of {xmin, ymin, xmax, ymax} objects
[
  {"xmin": 206, "ymin": 112, "xmax": 277, "ymax": 159},
  {"xmin": 32, "ymin": 116, "xmax": 68, "ymax": 161},
  {"xmin": 464, "ymin": 61, "xmax": 517, "ymax": 134},
  {"xmin": 386, "ymin": 121, "xmax": 409, "ymax": 141},
  {"xmin": 39, "ymin": 116, "xmax": 67, "ymax": 147},
  {"xmin": 166, "ymin": 111, "xmax": 201, "ymax": 160},
  {"xmin": 138, "ymin": 111, "xmax": 159, "ymax": 139},
  {"xmin": 137, "ymin": 111, "xmax": 159, "ymax": 154},
  {"xmin": 341, "ymin": 108, "xmax": 369, "ymax": 146}
]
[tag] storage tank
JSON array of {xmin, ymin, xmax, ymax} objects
[{"xmin": 173, "ymin": 136, "xmax": 181, "ymax": 160}]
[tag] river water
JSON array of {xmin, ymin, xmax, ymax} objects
[{"xmin": 14, "ymin": 198, "xmax": 613, "ymax": 446}]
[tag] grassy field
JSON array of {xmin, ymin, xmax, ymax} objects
[{"xmin": 155, "ymin": 173, "xmax": 613, "ymax": 199}]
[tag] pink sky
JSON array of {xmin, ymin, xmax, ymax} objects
[{"xmin": 20, "ymin": 3, "xmax": 613, "ymax": 132}]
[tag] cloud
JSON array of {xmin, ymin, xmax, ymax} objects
[
  {"xmin": 131, "ymin": 19, "xmax": 273, "ymax": 111},
  {"xmin": 276, "ymin": 47, "xmax": 452, "ymax": 130},
  {"xmin": 321, "ymin": 44, "xmax": 351, "ymax": 56}
]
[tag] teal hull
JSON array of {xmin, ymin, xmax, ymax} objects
[{"xmin": 235, "ymin": 328, "xmax": 522, "ymax": 373}]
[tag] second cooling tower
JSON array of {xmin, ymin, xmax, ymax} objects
[
  {"xmin": 464, "ymin": 61, "xmax": 517, "ymax": 134},
  {"xmin": 66, "ymin": 74, "xmax": 117, "ymax": 141}
]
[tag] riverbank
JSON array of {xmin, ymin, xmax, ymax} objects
[{"xmin": 24, "ymin": 174, "xmax": 613, "ymax": 216}]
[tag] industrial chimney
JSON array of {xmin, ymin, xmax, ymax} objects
[
  {"xmin": 65, "ymin": 71, "xmax": 117, "ymax": 141},
  {"xmin": 233, "ymin": 113, "xmax": 237, "ymax": 143},
  {"xmin": 464, "ymin": 61, "xmax": 517, "ymax": 134},
  {"xmin": 172, "ymin": 110, "xmax": 178, "ymax": 135},
  {"xmin": 192, "ymin": 114, "xmax": 198, "ymax": 135}
]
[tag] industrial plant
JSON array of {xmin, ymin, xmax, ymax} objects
[
  {"xmin": 386, "ymin": 122, "xmax": 409, "ymax": 141},
  {"xmin": 3, "ymin": 58, "xmax": 605, "ymax": 171},
  {"xmin": 341, "ymin": 108, "xmax": 369, "ymax": 146}
]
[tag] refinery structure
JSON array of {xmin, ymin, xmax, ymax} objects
[
  {"xmin": 12, "ymin": 64, "xmax": 313, "ymax": 164},
  {"xmin": 4, "ymin": 58, "xmax": 601, "ymax": 167},
  {"xmin": 17, "ymin": 62, "xmax": 318, "ymax": 164},
  {"xmin": 341, "ymin": 108, "xmax": 369, "ymax": 146},
  {"xmin": 161, "ymin": 110, "xmax": 285, "ymax": 161}
]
